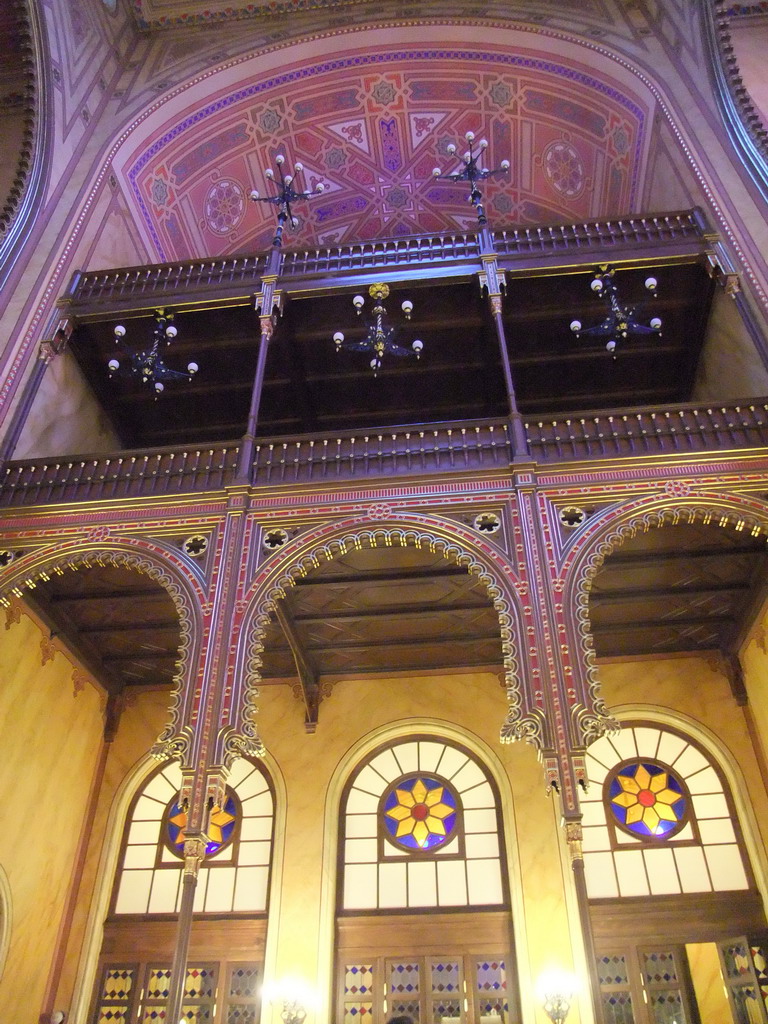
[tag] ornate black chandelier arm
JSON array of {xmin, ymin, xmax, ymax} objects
[
  {"xmin": 569, "ymin": 266, "xmax": 662, "ymax": 356},
  {"xmin": 249, "ymin": 154, "xmax": 325, "ymax": 247},
  {"xmin": 332, "ymin": 283, "xmax": 423, "ymax": 375},
  {"xmin": 432, "ymin": 131, "xmax": 510, "ymax": 226},
  {"xmin": 109, "ymin": 309, "xmax": 198, "ymax": 394}
]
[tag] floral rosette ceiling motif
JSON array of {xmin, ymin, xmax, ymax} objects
[{"xmin": 120, "ymin": 44, "xmax": 651, "ymax": 260}]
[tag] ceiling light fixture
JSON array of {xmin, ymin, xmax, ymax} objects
[
  {"xmin": 108, "ymin": 309, "xmax": 198, "ymax": 395},
  {"xmin": 332, "ymin": 283, "xmax": 423, "ymax": 375},
  {"xmin": 569, "ymin": 264, "xmax": 662, "ymax": 356},
  {"xmin": 249, "ymin": 153, "xmax": 325, "ymax": 248},
  {"xmin": 432, "ymin": 130, "xmax": 510, "ymax": 226}
]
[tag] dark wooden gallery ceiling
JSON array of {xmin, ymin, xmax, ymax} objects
[
  {"xmin": 68, "ymin": 262, "xmax": 714, "ymax": 450},
  {"xmin": 257, "ymin": 544, "xmax": 504, "ymax": 682},
  {"xmin": 589, "ymin": 523, "xmax": 768, "ymax": 659},
  {"xmin": 27, "ymin": 565, "xmax": 181, "ymax": 692},
  {"xmin": 23, "ymin": 520, "xmax": 768, "ymax": 701}
]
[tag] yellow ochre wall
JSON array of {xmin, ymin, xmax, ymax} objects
[
  {"xmin": 27, "ymin": 651, "xmax": 768, "ymax": 1024},
  {"xmin": 0, "ymin": 608, "xmax": 105, "ymax": 1024},
  {"xmin": 740, "ymin": 609, "xmax": 768, "ymax": 778}
]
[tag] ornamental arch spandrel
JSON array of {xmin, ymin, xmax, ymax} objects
[
  {"xmin": 554, "ymin": 489, "xmax": 768, "ymax": 747},
  {"xmin": 218, "ymin": 512, "xmax": 546, "ymax": 766},
  {"xmin": 0, "ymin": 533, "xmax": 206, "ymax": 763}
]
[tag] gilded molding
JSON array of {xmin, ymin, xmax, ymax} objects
[
  {"xmin": 565, "ymin": 495, "xmax": 768, "ymax": 747},
  {"xmin": 229, "ymin": 520, "xmax": 536, "ymax": 763}
]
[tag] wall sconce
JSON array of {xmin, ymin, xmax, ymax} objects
[
  {"xmin": 261, "ymin": 976, "xmax": 316, "ymax": 1024},
  {"xmin": 536, "ymin": 968, "xmax": 579, "ymax": 1024}
]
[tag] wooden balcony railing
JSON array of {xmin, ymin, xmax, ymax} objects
[
  {"xmin": 526, "ymin": 402, "xmax": 768, "ymax": 461},
  {"xmin": 2, "ymin": 401, "xmax": 767, "ymax": 508},
  {"xmin": 62, "ymin": 210, "xmax": 709, "ymax": 318}
]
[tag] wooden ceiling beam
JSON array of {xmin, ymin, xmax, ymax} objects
[
  {"xmin": 24, "ymin": 592, "xmax": 126, "ymax": 696},
  {"xmin": 293, "ymin": 601, "xmax": 493, "ymax": 624},
  {"xmin": 292, "ymin": 565, "xmax": 470, "ymax": 588},
  {"xmin": 589, "ymin": 582, "xmax": 751, "ymax": 605},
  {"xmin": 592, "ymin": 613, "xmax": 736, "ymax": 635},
  {"xmin": 274, "ymin": 601, "xmax": 321, "ymax": 733},
  {"xmin": 49, "ymin": 588, "xmax": 172, "ymax": 604},
  {"xmin": 599, "ymin": 544, "xmax": 764, "ymax": 566}
]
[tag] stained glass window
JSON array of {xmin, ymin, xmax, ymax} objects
[
  {"xmin": 165, "ymin": 791, "xmax": 239, "ymax": 857},
  {"xmin": 382, "ymin": 775, "xmax": 459, "ymax": 852},
  {"xmin": 606, "ymin": 760, "xmax": 687, "ymax": 839}
]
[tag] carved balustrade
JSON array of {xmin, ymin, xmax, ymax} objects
[{"xmin": 2, "ymin": 401, "xmax": 768, "ymax": 507}]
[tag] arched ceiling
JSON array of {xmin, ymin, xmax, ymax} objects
[{"xmin": 113, "ymin": 28, "xmax": 656, "ymax": 260}]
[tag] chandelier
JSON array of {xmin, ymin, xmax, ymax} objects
[
  {"xmin": 332, "ymin": 283, "xmax": 423, "ymax": 375},
  {"xmin": 569, "ymin": 265, "xmax": 662, "ymax": 355},
  {"xmin": 432, "ymin": 130, "xmax": 510, "ymax": 225},
  {"xmin": 108, "ymin": 309, "xmax": 198, "ymax": 394},
  {"xmin": 249, "ymin": 153, "xmax": 325, "ymax": 246}
]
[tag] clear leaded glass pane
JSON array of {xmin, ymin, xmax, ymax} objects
[
  {"xmin": 142, "ymin": 1011, "xmax": 167, "ymax": 1023},
  {"xmin": 602, "ymin": 991, "xmax": 635, "ymax": 1024},
  {"xmin": 752, "ymin": 946, "xmax": 768, "ymax": 1012},
  {"xmin": 431, "ymin": 961, "xmax": 460, "ymax": 996},
  {"xmin": 227, "ymin": 1009, "xmax": 258, "ymax": 1024},
  {"xmin": 102, "ymin": 967, "xmax": 135, "ymax": 1000},
  {"xmin": 96, "ymin": 1009, "xmax": 131, "ymax": 1024},
  {"xmin": 429, "ymin": 960, "xmax": 461, "ymax": 1023},
  {"xmin": 649, "ymin": 990, "xmax": 685, "ymax": 1024},
  {"xmin": 346, "ymin": 964, "xmax": 374, "ymax": 999},
  {"xmin": 184, "ymin": 965, "xmax": 216, "ymax": 999},
  {"xmin": 178, "ymin": 1008, "xmax": 212, "ymax": 1023},
  {"xmin": 723, "ymin": 943, "xmax": 753, "ymax": 980},
  {"xmin": 475, "ymin": 959, "xmax": 507, "ymax": 1019},
  {"xmin": 344, "ymin": 1004, "xmax": 374, "ymax": 1023},
  {"xmin": 597, "ymin": 955, "xmax": 629, "ymax": 986},
  {"xmin": 229, "ymin": 965, "xmax": 260, "ymax": 999},
  {"xmin": 643, "ymin": 951, "xmax": 679, "ymax": 985},
  {"xmin": 389, "ymin": 960, "xmax": 420, "ymax": 1022},
  {"xmin": 390, "ymin": 961, "xmax": 420, "ymax": 999},
  {"xmin": 432, "ymin": 996, "xmax": 461, "ymax": 1021}
]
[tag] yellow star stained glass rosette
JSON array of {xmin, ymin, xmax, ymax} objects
[
  {"xmin": 167, "ymin": 797, "xmax": 238, "ymax": 856},
  {"xmin": 609, "ymin": 762, "xmax": 685, "ymax": 837},
  {"xmin": 384, "ymin": 776, "xmax": 457, "ymax": 850}
]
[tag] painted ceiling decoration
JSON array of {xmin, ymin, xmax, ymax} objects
[
  {"xmin": 129, "ymin": 0, "xmax": 606, "ymax": 31},
  {"xmin": 118, "ymin": 43, "xmax": 653, "ymax": 260}
]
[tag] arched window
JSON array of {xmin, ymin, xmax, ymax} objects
[
  {"xmin": 90, "ymin": 757, "xmax": 274, "ymax": 1024},
  {"xmin": 582, "ymin": 723, "xmax": 766, "ymax": 1024},
  {"xmin": 336, "ymin": 737, "xmax": 518, "ymax": 1024},
  {"xmin": 582, "ymin": 723, "xmax": 750, "ymax": 899}
]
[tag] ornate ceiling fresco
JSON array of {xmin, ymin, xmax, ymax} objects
[
  {"xmin": 128, "ymin": 0, "xmax": 608, "ymax": 31},
  {"xmin": 115, "ymin": 36, "xmax": 654, "ymax": 260}
]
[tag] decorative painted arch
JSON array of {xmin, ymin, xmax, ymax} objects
[
  {"xmin": 111, "ymin": 25, "xmax": 656, "ymax": 259},
  {"xmin": 0, "ymin": 534, "xmax": 207, "ymax": 764},
  {"xmin": 557, "ymin": 489, "xmax": 768, "ymax": 746},
  {"xmin": 218, "ymin": 513, "xmax": 544, "ymax": 765}
]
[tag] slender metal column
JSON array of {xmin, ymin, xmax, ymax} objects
[
  {"xmin": 565, "ymin": 820, "xmax": 604, "ymax": 1024},
  {"xmin": 478, "ymin": 243, "xmax": 530, "ymax": 459},
  {"xmin": 166, "ymin": 834, "xmax": 207, "ymax": 1023},
  {"xmin": 236, "ymin": 309, "xmax": 276, "ymax": 483}
]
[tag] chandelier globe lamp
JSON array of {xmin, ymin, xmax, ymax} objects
[
  {"xmin": 108, "ymin": 309, "xmax": 198, "ymax": 394},
  {"xmin": 569, "ymin": 264, "xmax": 662, "ymax": 356},
  {"xmin": 432, "ymin": 130, "xmax": 510, "ymax": 225},
  {"xmin": 333, "ymin": 283, "xmax": 423, "ymax": 375},
  {"xmin": 249, "ymin": 153, "xmax": 325, "ymax": 248}
]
